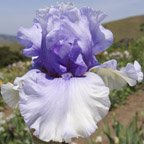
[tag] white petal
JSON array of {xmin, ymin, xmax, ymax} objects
[
  {"xmin": 120, "ymin": 63, "xmax": 138, "ymax": 80},
  {"xmin": 90, "ymin": 60, "xmax": 143, "ymax": 90},
  {"xmin": 91, "ymin": 68, "xmax": 136, "ymax": 90},
  {"xmin": 93, "ymin": 59, "xmax": 117, "ymax": 70},
  {"xmin": 18, "ymin": 70, "xmax": 110, "ymax": 142},
  {"xmin": 134, "ymin": 61, "xmax": 143, "ymax": 82},
  {"xmin": 1, "ymin": 82, "xmax": 19, "ymax": 108}
]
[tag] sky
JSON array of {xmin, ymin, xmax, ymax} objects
[{"xmin": 0, "ymin": 0, "xmax": 144, "ymax": 35}]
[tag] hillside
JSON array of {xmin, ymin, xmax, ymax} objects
[
  {"xmin": 0, "ymin": 34, "xmax": 16, "ymax": 43},
  {"xmin": 104, "ymin": 15, "xmax": 144, "ymax": 42},
  {"xmin": 0, "ymin": 34, "xmax": 21, "ymax": 51}
]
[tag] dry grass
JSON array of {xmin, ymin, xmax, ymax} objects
[{"xmin": 104, "ymin": 15, "xmax": 144, "ymax": 42}]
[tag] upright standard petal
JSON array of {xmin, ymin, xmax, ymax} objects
[
  {"xmin": 81, "ymin": 8, "xmax": 113, "ymax": 55},
  {"xmin": 17, "ymin": 23, "xmax": 42, "ymax": 57},
  {"xmin": 17, "ymin": 4, "xmax": 114, "ymax": 77},
  {"xmin": 91, "ymin": 25, "xmax": 113, "ymax": 55},
  {"xmin": 18, "ymin": 70, "xmax": 110, "ymax": 142}
]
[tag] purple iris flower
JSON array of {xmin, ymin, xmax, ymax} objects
[
  {"xmin": 17, "ymin": 4, "xmax": 113, "ymax": 77},
  {"xmin": 1, "ymin": 3, "xmax": 143, "ymax": 143}
]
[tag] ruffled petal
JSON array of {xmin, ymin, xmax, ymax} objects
[
  {"xmin": 134, "ymin": 61, "xmax": 143, "ymax": 82},
  {"xmin": 18, "ymin": 70, "xmax": 110, "ymax": 142},
  {"xmin": 92, "ymin": 25, "xmax": 113, "ymax": 55},
  {"xmin": 95, "ymin": 59, "xmax": 117, "ymax": 70},
  {"xmin": 91, "ymin": 68, "xmax": 135, "ymax": 90},
  {"xmin": 17, "ymin": 23, "xmax": 42, "ymax": 57},
  {"xmin": 1, "ymin": 82, "xmax": 19, "ymax": 108},
  {"xmin": 81, "ymin": 8, "xmax": 113, "ymax": 54},
  {"xmin": 90, "ymin": 60, "xmax": 143, "ymax": 90}
]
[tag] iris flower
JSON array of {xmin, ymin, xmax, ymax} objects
[{"xmin": 1, "ymin": 4, "xmax": 143, "ymax": 143}]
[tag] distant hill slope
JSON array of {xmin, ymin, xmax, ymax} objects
[
  {"xmin": 104, "ymin": 15, "xmax": 144, "ymax": 42},
  {"xmin": 0, "ymin": 34, "xmax": 21, "ymax": 51},
  {"xmin": 0, "ymin": 34, "xmax": 16, "ymax": 44}
]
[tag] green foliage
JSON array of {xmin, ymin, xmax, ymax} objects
[
  {"xmin": 140, "ymin": 23, "xmax": 144, "ymax": 32},
  {"xmin": 0, "ymin": 111, "xmax": 32, "ymax": 144},
  {"xmin": 98, "ymin": 36, "xmax": 144, "ymax": 68},
  {"xmin": 0, "ymin": 46, "xmax": 28, "ymax": 68},
  {"xmin": 109, "ymin": 87, "xmax": 134, "ymax": 109},
  {"xmin": 130, "ymin": 37, "xmax": 144, "ymax": 69},
  {"xmin": 0, "ymin": 95, "xmax": 5, "ymax": 108},
  {"xmin": 104, "ymin": 114, "xmax": 144, "ymax": 144}
]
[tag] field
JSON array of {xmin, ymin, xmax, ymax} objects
[{"xmin": 0, "ymin": 15, "xmax": 144, "ymax": 144}]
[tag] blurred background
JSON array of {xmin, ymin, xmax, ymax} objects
[
  {"xmin": 0, "ymin": 0, "xmax": 144, "ymax": 35},
  {"xmin": 0, "ymin": 0, "xmax": 144, "ymax": 144}
]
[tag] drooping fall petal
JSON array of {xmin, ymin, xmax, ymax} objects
[{"xmin": 17, "ymin": 70, "xmax": 110, "ymax": 142}]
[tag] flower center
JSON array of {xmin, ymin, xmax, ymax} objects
[{"xmin": 61, "ymin": 73, "xmax": 73, "ymax": 80}]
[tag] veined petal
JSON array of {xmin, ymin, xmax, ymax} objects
[
  {"xmin": 17, "ymin": 23, "xmax": 42, "ymax": 57},
  {"xmin": 95, "ymin": 59, "xmax": 117, "ymax": 70},
  {"xmin": 18, "ymin": 70, "xmax": 110, "ymax": 142},
  {"xmin": 80, "ymin": 8, "xmax": 113, "ymax": 54},
  {"xmin": 1, "ymin": 82, "xmax": 19, "ymax": 108},
  {"xmin": 91, "ymin": 68, "xmax": 135, "ymax": 90},
  {"xmin": 92, "ymin": 25, "xmax": 113, "ymax": 55},
  {"xmin": 90, "ymin": 60, "xmax": 143, "ymax": 90}
]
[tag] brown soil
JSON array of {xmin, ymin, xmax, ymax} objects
[{"xmin": 3, "ymin": 106, "xmax": 13, "ymax": 116}]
